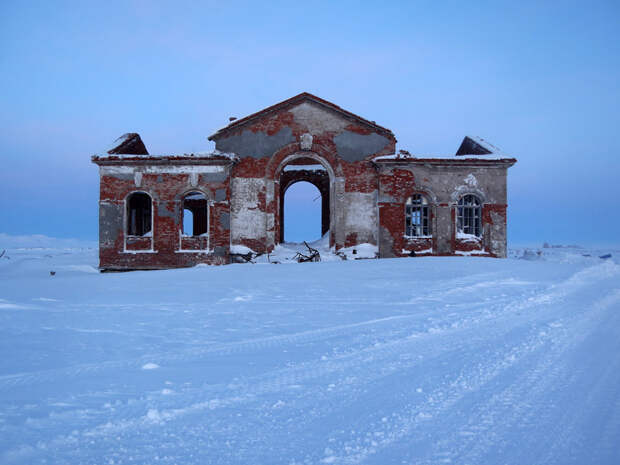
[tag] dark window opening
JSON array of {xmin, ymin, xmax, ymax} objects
[
  {"xmin": 457, "ymin": 194, "xmax": 482, "ymax": 237},
  {"xmin": 182, "ymin": 191, "xmax": 208, "ymax": 236},
  {"xmin": 127, "ymin": 192, "xmax": 152, "ymax": 236}
]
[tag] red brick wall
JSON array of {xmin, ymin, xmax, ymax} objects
[{"xmin": 98, "ymin": 170, "xmax": 230, "ymax": 270}]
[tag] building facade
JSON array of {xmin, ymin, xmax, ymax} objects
[{"xmin": 92, "ymin": 93, "xmax": 516, "ymax": 271}]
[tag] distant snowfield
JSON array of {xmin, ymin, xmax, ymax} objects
[{"xmin": 0, "ymin": 237, "xmax": 619, "ymax": 465}]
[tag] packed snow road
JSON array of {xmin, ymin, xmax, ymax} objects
[{"xmin": 0, "ymin": 241, "xmax": 619, "ymax": 464}]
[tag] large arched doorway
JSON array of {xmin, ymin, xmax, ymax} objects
[
  {"xmin": 283, "ymin": 181, "xmax": 322, "ymax": 242},
  {"xmin": 279, "ymin": 157, "xmax": 330, "ymax": 243}
]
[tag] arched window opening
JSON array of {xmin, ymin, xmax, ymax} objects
[
  {"xmin": 127, "ymin": 192, "xmax": 152, "ymax": 236},
  {"xmin": 406, "ymin": 194, "xmax": 430, "ymax": 237},
  {"xmin": 457, "ymin": 194, "xmax": 482, "ymax": 237},
  {"xmin": 182, "ymin": 191, "xmax": 208, "ymax": 236},
  {"xmin": 284, "ymin": 181, "xmax": 322, "ymax": 242}
]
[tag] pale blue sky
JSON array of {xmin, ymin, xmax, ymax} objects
[
  {"xmin": 1, "ymin": 0, "xmax": 619, "ymax": 245},
  {"xmin": 285, "ymin": 182, "xmax": 322, "ymax": 243}
]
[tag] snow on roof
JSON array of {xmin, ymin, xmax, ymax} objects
[
  {"xmin": 468, "ymin": 136, "xmax": 502, "ymax": 154},
  {"xmin": 183, "ymin": 149, "xmax": 239, "ymax": 160},
  {"xmin": 93, "ymin": 149, "xmax": 239, "ymax": 162},
  {"xmin": 372, "ymin": 153, "xmax": 515, "ymax": 163},
  {"xmin": 373, "ymin": 137, "xmax": 514, "ymax": 163},
  {"xmin": 372, "ymin": 153, "xmax": 414, "ymax": 161}
]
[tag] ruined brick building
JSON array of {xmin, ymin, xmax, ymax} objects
[{"xmin": 92, "ymin": 93, "xmax": 516, "ymax": 271}]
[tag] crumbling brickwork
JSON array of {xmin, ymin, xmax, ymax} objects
[
  {"xmin": 92, "ymin": 93, "xmax": 516, "ymax": 270},
  {"xmin": 209, "ymin": 95, "xmax": 396, "ymax": 253},
  {"xmin": 93, "ymin": 155, "xmax": 233, "ymax": 271},
  {"xmin": 376, "ymin": 160, "xmax": 513, "ymax": 258}
]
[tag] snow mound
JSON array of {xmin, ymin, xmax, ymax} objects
[
  {"xmin": 337, "ymin": 243, "xmax": 378, "ymax": 260},
  {"xmin": 230, "ymin": 245, "xmax": 256, "ymax": 255}
]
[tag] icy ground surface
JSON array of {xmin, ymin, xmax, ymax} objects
[{"xmin": 1, "ymin": 239, "xmax": 620, "ymax": 464}]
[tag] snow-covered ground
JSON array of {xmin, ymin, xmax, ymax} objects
[
  {"xmin": 1, "ymin": 237, "xmax": 619, "ymax": 465},
  {"xmin": 240, "ymin": 234, "xmax": 378, "ymax": 263}
]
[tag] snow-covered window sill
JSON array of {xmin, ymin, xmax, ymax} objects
[
  {"xmin": 402, "ymin": 248, "xmax": 433, "ymax": 255},
  {"xmin": 176, "ymin": 250, "xmax": 213, "ymax": 254},
  {"xmin": 455, "ymin": 233, "xmax": 482, "ymax": 243}
]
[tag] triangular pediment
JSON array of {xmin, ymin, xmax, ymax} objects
[{"xmin": 208, "ymin": 92, "xmax": 393, "ymax": 140}]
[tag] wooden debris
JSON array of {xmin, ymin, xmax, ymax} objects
[{"xmin": 293, "ymin": 241, "xmax": 320, "ymax": 263}]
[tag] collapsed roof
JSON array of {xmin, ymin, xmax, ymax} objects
[
  {"xmin": 106, "ymin": 133, "xmax": 149, "ymax": 155},
  {"xmin": 455, "ymin": 136, "xmax": 504, "ymax": 156}
]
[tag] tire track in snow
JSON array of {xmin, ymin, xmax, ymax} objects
[
  {"xmin": 10, "ymin": 303, "xmax": 544, "ymax": 458},
  {"xmin": 0, "ymin": 274, "xmax": 556, "ymax": 456},
  {"xmin": 531, "ymin": 289, "xmax": 620, "ymax": 465},
  {"xmin": 0, "ymin": 312, "xmax": 452, "ymax": 390},
  {"xmin": 422, "ymin": 287, "xmax": 620, "ymax": 465},
  {"xmin": 316, "ymin": 323, "xmax": 562, "ymax": 464},
  {"xmin": 311, "ymin": 263, "xmax": 620, "ymax": 464},
  {"xmin": 0, "ymin": 273, "xmax": 542, "ymax": 391},
  {"xmin": 3, "ymin": 262, "xmax": 617, "ymax": 464},
  {"xmin": 18, "ymin": 264, "xmax": 615, "ymax": 459},
  {"xmin": 589, "ymin": 366, "xmax": 620, "ymax": 464},
  {"xmin": 417, "ymin": 282, "xmax": 619, "ymax": 465}
]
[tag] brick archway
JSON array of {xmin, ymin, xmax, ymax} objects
[
  {"xmin": 266, "ymin": 142, "xmax": 344, "ymax": 181},
  {"xmin": 271, "ymin": 147, "xmax": 340, "ymax": 248}
]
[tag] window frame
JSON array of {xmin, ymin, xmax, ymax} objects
[
  {"xmin": 405, "ymin": 194, "xmax": 431, "ymax": 238},
  {"xmin": 180, "ymin": 190, "xmax": 210, "ymax": 238},
  {"xmin": 125, "ymin": 191, "xmax": 153, "ymax": 237},
  {"xmin": 456, "ymin": 194, "xmax": 482, "ymax": 237}
]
